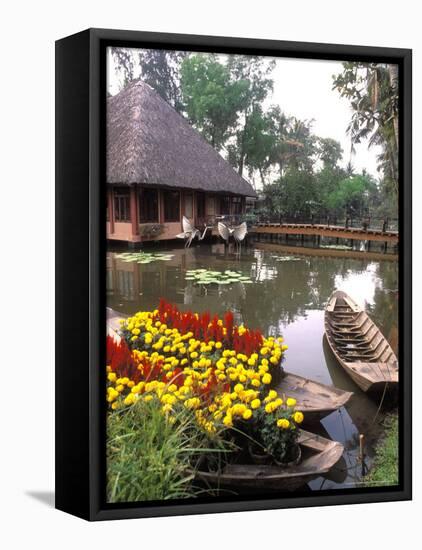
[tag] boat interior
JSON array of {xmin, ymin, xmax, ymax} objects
[{"xmin": 326, "ymin": 294, "xmax": 396, "ymax": 364}]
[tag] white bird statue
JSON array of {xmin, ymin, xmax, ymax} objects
[
  {"xmin": 176, "ymin": 216, "xmax": 212, "ymax": 248},
  {"xmin": 218, "ymin": 221, "xmax": 248, "ymax": 253}
]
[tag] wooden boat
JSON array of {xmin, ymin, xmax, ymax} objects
[
  {"xmin": 275, "ymin": 372, "xmax": 352, "ymax": 422},
  {"xmin": 107, "ymin": 308, "xmax": 352, "ymax": 421},
  {"xmin": 324, "ymin": 290, "xmax": 398, "ymax": 393},
  {"xmin": 191, "ymin": 430, "xmax": 344, "ymax": 492}
]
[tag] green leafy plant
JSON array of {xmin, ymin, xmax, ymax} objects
[
  {"xmin": 115, "ymin": 251, "xmax": 174, "ymax": 264},
  {"xmin": 107, "ymin": 397, "xmax": 233, "ymax": 502},
  {"xmin": 185, "ymin": 268, "xmax": 253, "ymax": 285}
]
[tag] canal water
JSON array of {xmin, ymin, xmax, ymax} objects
[{"xmin": 106, "ymin": 240, "xmax": 399, "ymax": 491}]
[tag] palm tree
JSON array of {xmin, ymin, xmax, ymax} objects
[{"xmin": 333, "ymin": 62, "xmax": 399, "ymax": 195}]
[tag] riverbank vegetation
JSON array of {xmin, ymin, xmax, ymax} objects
[
  {"xmin": 110, "ymin": 50, "xmax": 398, "ymax": 220},
  {"xmin": 365, "ymin": 412, "xmax": 398, "ymax": 487}
]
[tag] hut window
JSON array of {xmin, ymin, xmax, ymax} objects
[
  {"xmin": 232, "ymin": 196, "xmax": 242, "ymax": 215},
  {"xmin": 163, "ymin": 191, "xmax": 180, "ymax": 222},
  {"xmin": 114, "ymin": 188, "xmax": 131, "ymax": 222},
  {"xmin": 220, "ymin": 196, "xmax": 231, "ymax": 215},
  {"xmin": 139, "ymin": 188, "xmax": 159, "ymax": 223}
]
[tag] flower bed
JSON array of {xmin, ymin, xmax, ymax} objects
[{"xmin": 106, "ymin": 299, "xmax": 304, "ymax": 464}]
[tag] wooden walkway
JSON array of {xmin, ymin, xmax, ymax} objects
[{"xmin": 253, "ymin": 222, "xmax": 398, "ymax": 244}]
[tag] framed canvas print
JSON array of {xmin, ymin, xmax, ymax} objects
[{"xmin": 55, "ymin": 28, "xmax": 412, "ymax": 521}]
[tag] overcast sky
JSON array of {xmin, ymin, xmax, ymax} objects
[{"xmin": 107, "ymin": 49, "xmax": 381, "ymax": 183}]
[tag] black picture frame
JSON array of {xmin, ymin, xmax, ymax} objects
[{"xmin": 55, "ymin": 28, "xmax": 412, "ymax": 521}]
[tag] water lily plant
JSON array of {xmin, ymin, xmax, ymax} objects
[
  {"xmin": 185, "ymin": 269, "xmax": 253, "ymax": 285},
  {"xmin": 115, "ymin": 251, "xmax": 174, "ymax": 264}
]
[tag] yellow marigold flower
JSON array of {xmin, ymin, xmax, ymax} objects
[
  {"xmin": 107, "ymin": 372, "xmax": 117, "ymax": 382},
  {"xmin": 190, "ymin": 351, "xmax": 198, "ymax": 359},
  {"xmin": 251, "ymin": 398, "xmax": 261, "ymax": 410},
  {"xmin": 215, "ymin": 342, "xmax": 222, "ymax": 349},
  {"xmin": 242, "ymin": 408, "xmax": 252, "ymax": 420},
  {"xmin": 223, "ymin": 415, "xmax": 233, "ymax": 427},
  {"xmin": 270, "ymin": 356, "xmax": 279, "ymax": 365},
  {"xmin": 234, "ymin": 383, "xmax": 244, "ymax": 393},
  {"xmin": 132, "ymin": 328, "xmax": 140, "ymax": 336},
  {"xmin": 262, "ymin": 373, "xmax": 272, "ymax": 385},
  {"xmin": 277, "ymin": 418, "xmax": 290, "ymax": 429},
  {"xmin": 131, "ymin": 336, "xmax": 138, "ymax": 342},
  {"xmin": 265, "ymin": 403, "xmax": 274, "ymax": 414},
  {"xmin": 286, "ymin": 397, "xmax": 297, "ymax": 407},
  {"xmin": 115, "ymin": 384, "xmax": 124, "ymax": 393},
  {"xmin": 111, "ymin": 402, "xmax": 119, "ymax": 410},
  {"xmin": 260, "ymin": 347, "xmax": 269, "ymax": 355},
  {"xmin": 293, "ymin": 411, "xmax": 304, "ymax": 424},
  {"xmin": 218, "ymin": 373, "xmax": 226, "ymax": 381},
  {"xmin": 124, "ymin": 393, "xmax": 136, "ymax": 406},
  {"xmin": 144, "ymin": 394, "xmax": 153, "ymax": 402}
]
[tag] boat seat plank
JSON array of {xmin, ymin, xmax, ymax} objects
[
  {"xmin": 343, "ymin": 295, "xmax": 361, "ymax": 313},
  {"xmin": 326, "ymin": 296, "xmax": 337, "ymax": 312}
]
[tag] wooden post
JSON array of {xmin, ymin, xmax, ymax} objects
[
  {"xmin": 108, "ymin": 188, "xmax": 115, "ymax": 235},
  {"xmin": 130, "ymin": 185, "xmax": 139, "ymax": 237},
  {"xmin": 359, "ymin": 434, "xmax": 366, "ymax": 475}
]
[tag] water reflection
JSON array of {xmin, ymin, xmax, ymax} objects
[{"xmin": 106, "ymin": 242, "xmax": 398, "ymax": 490}]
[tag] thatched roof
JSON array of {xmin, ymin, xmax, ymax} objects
[{"xmin": 107, "ymin": 80, "xmax": 257, "ymax": 197}]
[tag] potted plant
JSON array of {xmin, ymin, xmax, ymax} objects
[{"xmin": 243, "ymin": 395, "xmax": 304, "ymax": 466}]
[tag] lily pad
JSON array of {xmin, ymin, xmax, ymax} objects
[
  {"xmin": 185, "ymin": 268, "xmax": 253, "ymax": 285},
  {"xmin": 115, "ymin": 251, "xmax": 175, "ymax": 263}
]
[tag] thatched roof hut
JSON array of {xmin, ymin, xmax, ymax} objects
[{"xmin": 107, "ymin": 80, "xmax": 257, "ymax": 198}]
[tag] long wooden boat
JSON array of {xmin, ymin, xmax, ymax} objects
[
  {"xmin": 191, "ymin": 430, "xmax": 344, "ymax": 492},
  {"xmin": 324, "ymin": 290, "xmax": 398, "ymax": 393},
  {"xmin": 275, "ymin": 372, "xmax": 352, "ymax": 421},
  {"xmin": 107, "ymin": 308, "xmax": 352, "ymax": 420}
]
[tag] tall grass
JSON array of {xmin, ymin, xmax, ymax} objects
[
  {"xmin": 364, "ymin": 412, "xmax": 399, "ymax": 487},
  {"xmin": 107, "ymin": 399, "xmax": 233, "ymax": 503}
]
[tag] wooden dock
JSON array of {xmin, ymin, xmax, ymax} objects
[{"xmin": 252, "ymin": 222, "xmax": 398, "ymax": 244}]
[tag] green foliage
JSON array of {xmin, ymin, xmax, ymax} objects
[
  {"xmin": 138, "ymin": 49, "xmax": 187, "ymax": 113},
  {"xmin": 263, "ymin": 168, "xmax": 317, "ymax": 218},
  {"xmin": 181, "ymin": 55, "xmax": 247, "ymax": 149},
  {"xmin": 327, "ymin": 174, "xmax": 375, "ymax": 216},
  {"xmin": 246, "ymin": 406, "xmax": 300, "ymax": 464},
  {"xmin": 333, "ymin": 62, "xmax": 398, "ymax": 194},
  {"xmin": 107, "ymin": 398, "xmax": 231, "ymax": 502},
  {"xmin": 317, "ymin": 137, "xmax": 343, "ymax": 169},
  {"xmin": 364, "ymin": 413, "xmax": 398, "ymax": 487}
]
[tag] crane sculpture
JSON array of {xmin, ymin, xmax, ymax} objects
[
  {"xmin": 176, "ymin": 216, "xmax": 212, "ymax": 248},
  {"xmin": 217, "ymin": 221, "xmax": 248, "ymax": 253}
]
